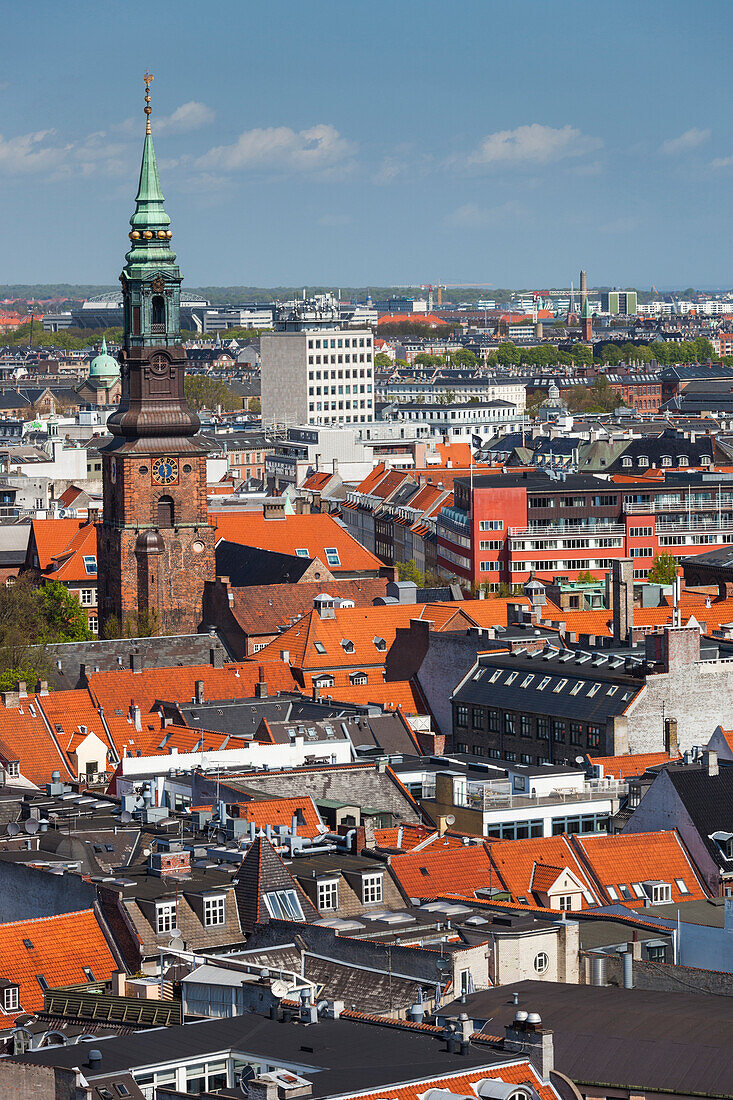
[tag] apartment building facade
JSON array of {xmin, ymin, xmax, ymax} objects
[{"xmin": 437, "ymin": 471, "xmax": 733, "ymax": 588}]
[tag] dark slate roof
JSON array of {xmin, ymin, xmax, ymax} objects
[
  {"xmin": 42, "ymin": 633, "xmax": 231, "ymax": 691},
  {"xmin": 662, "ymin": 364, "xmax": 733, "ymax": 381},
  {"xmin": 454, "ymin": 651, "xmax": 643, "ymax": 722},
  {"xmin": 679, "ymin": 547, "xmax": 733, "ymax": 570},
  {"xmin": 215, "ymin": 539, "xmax": 316, "ymax": 586},
  {"xmin": 234, "ymin": 834, "xmax": 320, "ymax": 929},
  {"xmin": 440, "ymin": 979, "xmax": 733, "ymax": 1098},
  {"xmin": 13, "ymin": 1012, "xmax": 499, "ymax": 1095},
  {"xmin": 175, "ymin": 696, "xmax": 365, "ymax": 738},
  {"xmin": 664, "ymin": 762, "xmax": 733, "ymax": 871}
]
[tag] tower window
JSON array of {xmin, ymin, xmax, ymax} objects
[
  {"xmin": 152, "ymin": 295, "xmax": 165, "ymax": 331},
  {"xmin": 157, "ymin": 496, "xmax": 174, "ymax": 527}
]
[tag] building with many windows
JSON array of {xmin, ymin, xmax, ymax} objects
[{"xmin": 261, "ymin": 328, "xmax": 374, "ymax": 427}]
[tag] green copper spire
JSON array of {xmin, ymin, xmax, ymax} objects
[
  {"xmin": 581, "ymin": 295, "xmax": 592, "ymax": 319},
  {"xmin": 120, "ymin": 73, "xmax": 183, "ymax": 350}
]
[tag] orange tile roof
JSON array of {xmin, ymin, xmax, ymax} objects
[
  {"xmin": 487, "ymin": 835, "xmax": 599, "ymax": 907},
  {"xmin": 352, "ymin": 464, "xmax": 388, "ymax": 495},
  {"xmin": 45, "ymin": 522, "xmax": 97, "ymax": 584},
  {"xmin": 86, "ymin": 660, "xmax": 300, "ymax": 757},
  {"xmin": 38, "ymin": 690, "xmax": 116, "ymax": 760},
  {"xmin": 592, "ymin": 751, "xmax": 678, "ymax": 780},
  {"xmin": 529, "ymin": 862, "xmax": 565, "ymax": 893},
  {"xmin": 389, "ymin": 843, "xmax": 496, "ymax": 899},
  {"xmin": 30, "ymin": 518, "xmax": 88, "ymax": 571},
  {"xmin": 573, "ymin": 830, "xmax": 708, "ymax": 904},
  {"xmin": 0, "ymin": 696, "xmax": 75, "ymax": 786},
  {"xmin": 0, "ymin": 909, "xmax": 118, "ymax": 1024},
  {"xmin": 210, "ymin": 511, "xmax": 383, "ymax": 573},
  {"xmin": 335, "ymin": 1063, "xmax": 559, "ymax": 1100},
  {"xmin": 314, "ymin": 678, "xmax": 426, "ymax": 715},
  {"xmin": 436, "ymin": 441, "xmax": 472, "ymax": 467},
  {"xmin": 377, "ymin": 312, "xmax": 449, "ymax": 326},
  {"xmin": 232, "ymin": 796, "xmax": 325, "ymax": 840},
  {"xmin": 302, "ymin": 471, "xmax": 334, "ymax": 491},
  {"xmin": 374, "ymin": 826, "xmax": 477, "ymax": 851},
  {"xmin": 256, "ymin": 603, "xmax": 476, "ymax": 671}
]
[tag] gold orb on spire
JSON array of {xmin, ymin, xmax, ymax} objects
[{"xmin": 143, "ymin": 70, "xmax": 154, "ymax": 135}]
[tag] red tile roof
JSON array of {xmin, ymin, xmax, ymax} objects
[
  {"xmin": 210, "ymin": 512, "xmax": 383, "ymax": 573},
  {"xmin": 487, "ymin": 835, "xmax": 599, "ymax": 907},
  {"xmin": 29, "ymin": 518, "xmax": 88, "ymax": 571},
  {"xmin": 334, "ymin": 1063, "xmax": 559, "ymax": 1100},
  {"xmin": 0, "ymin": 696, "xmax": 75, "ymax": 786},
  {"xmin": 389, "ymin": 843, "xmax": 496, "ymax": 899},
  {"xmin": 45, "ymin": 523, "xmax": 97, "ymax": 584},
  {"xmin": 573, "ymin": 830, "xmax": 709, "ymax": 904},
  {"xmin": 232, "ymin": 796, "xmax": 325, "ymax": 840},
  {"xmin": 0, "ymin": 909, "xmax": 118, "ymax": 1024},
  {"xmin": 377, "ymin": 313, "xmax": 449, "ymax": 327},
  {"xmin": 593, "ymin": 752, "xmax": 679, "ymax": 780}
]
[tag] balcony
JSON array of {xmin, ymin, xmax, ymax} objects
[
  {"xmin": 439, "ymin": 506, "xmax": 470, "ymax": 531},
  {"xmin": 624, "ymin": 498, "xmax": 733, "ymax": 515},
  {"xmin": 464, "ymin": 778, "xmax": 628, "ymax": 812},
  {"xmin": 509, "ymin": 523, "xmax": 625, "ymax": 538}
]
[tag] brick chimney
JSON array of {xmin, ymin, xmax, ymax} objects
[
  {"xmin": 504, "ymin": 1010, "xmax": 554, "ymax": 1081},
  {"xmin": 255, "ymin": 666, "xmax": 268, "ymax": 699},
  {"xmin": 612, "ymin": 558, "xmax": 634, "ymax": 645}
]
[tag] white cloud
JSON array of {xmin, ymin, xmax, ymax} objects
[
  {"xmin": 467, "ymin": 123, "xmax": 601, "ymax": 167},
  {"xmin": 712, "ymin": 154, "xmax": 733, "ymax": 169},
  {"xmin": 445, "ymin": 200, "xmax": 525, "ymax": 229},
  {"xmin": 0, "ymin": 129, "xmax": 69, "ymax": 174},
  {"xmin": 117, "ymin": 101, "xmax": 214, "ymax": 137},
  {"xmin": 660, "ymin": 127, "xmax": 710, "ymax": 155},
  {"xmin": 197, "ymin": 123, "xmax": 354, "ymax": 173}
]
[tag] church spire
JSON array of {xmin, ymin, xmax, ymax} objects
[{"xmin": 126, "ymin": 72, "xmax": 176, "ymax": 269}]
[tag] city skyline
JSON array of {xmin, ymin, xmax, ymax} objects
[{"xmin": 1, "ymin": 0, "xmax": 730, "ymax": 288}]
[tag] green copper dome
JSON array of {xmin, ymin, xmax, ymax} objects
[{"xmin": 89, "ymin": 337, "xmax": 120, "ymax": 380}]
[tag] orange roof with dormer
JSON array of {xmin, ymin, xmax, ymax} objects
[
  {"xmin": 488, "ymin": 835, "xmax": 599, "ymax": 906},
  {"xmin": 335, "ymin": 1063, "xmax": 559, "ymax": 1100},
  {"xmin": 388, "ymin": 842, "xmax": 496, "ymax": 899},
  {"xmin": 573, "ymin": 830, "xmax": 708, "ymax": 904},
  {"xmin": 231, "ymin": 796, "xmax": 325, "ymax": 840},
  {"xmin": 209, "ymin": 511, "xmax": 383, "ymax": 573},
  {"xmin": 45, "ymin": 523, "xmax": 97, "ymax": 584},
  {"xmin": 0, "ymin": 695, "xmax": 75, "ymax": 786},
  {"xmin": 29, "ymin": 518, "xmax": 88, "ymax": 572},
  {"xmin": 0, "ymin": 909, "xmax": 118, "ymax": 1025},
  {"xmin": 592, "ymin": 751, "xmax": 679, "ymax": 780}
]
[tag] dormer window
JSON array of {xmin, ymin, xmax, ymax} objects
[
  {"xmin": 362, "ymin": 873, "xmax": 383, "ymax": 904},
  {"xmin": 2, "ymin": 985, "xmax": 19, "ymax": 1012},
  {"xmin": 6, "ymin": 761, "xmax": 19, "ymax": 778},
  {"xmin": 643, "ymin": 880, "xmax": 672, "ymax": 904},
  {"xmin": 621, "ymin": 457, "xmax": 632, "ymax": 468},
  {"xmin": 350, "ymin": 672, "xmax": 367, "ymax": 685},
  {"xmin": 203, "ymin": 895, "xmax": 226, "ymax": 927},
  {"xmin": 341, "ymin": 638, "xmax": 355, "ymax": 653},
  {"xmin": 314, "ymin": 675, "xmax": 334, "ymax": 689},
  {"xmin": 661, "ymin": 455, "xmax": 672, "ymax": 467},
  {"xmin": 373, "ymin": 637, "xmax": 386, "ymax": 651},
  {"xmin": 638, "ymin": 456, "xmax": 649, "ymax": 467},
  {"xmin": 155, "ymin": 900, "xmax": 177, "ymax": 934},
  {"xmin": 712, "ymin": 831, "xmax": 733, "ymax": 860}
]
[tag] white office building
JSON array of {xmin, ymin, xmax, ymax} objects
[{"xmin": 261, "ymin": 328, "xmax": 374, "ymax": 427}]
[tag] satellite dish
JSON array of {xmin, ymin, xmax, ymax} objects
[
  {"xmin": 270, "ymin": 979, "xmax": 289, "ymax": 999},
  {"xmin": 445, "ymin": 814, "xmax": 456, "ymax": 826},
  {"xmin": 239, "ymin": 1065, "xmax": 256, "ymax": 1095},
  {"xmin": 168, "ymin": 933, "xmax": 184, "ymax": 951},
  {"xmin": 120, "ymin": 810, "xmax": 132, "ymax": 824},
  {"xmin": 215, "ymin": 830, "xmax": 226, "ymax": 845},
  {"xmin": 575, "ymin": 756, "xmax": 585, "ymax": 764},
  {"xmin": 6, "ymin": 822, "xmax": 19, "ymax": 836},
  {"xmin": 142, "ymin": 848, "xmax": 151, "ymax": 857},
  {"xmin": 24, "ymin": 819, "xmax": 39, "ymax": 834}
]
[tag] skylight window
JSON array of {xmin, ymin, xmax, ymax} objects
[
  {"xmin": 553, "ymin": 678, "xmax": 568, "ymax": 693},
  {"xmin": 588, "ymin": 683, "xmax": 601, "ymax": 697},
  {"xmin": 631, "ymin": 883, "xmax": 646, "ymax": 898},
  {"xmin": 295, "ymin": 548, "xmax": 309, "ymax": 558},
  {"xmin": 537, "ymin": 677, "xmax": 550, "ymax": 691},
  {"xmin": 570, "ymin": 681, "xmax": 584, "ymax": 695},
  {"xmin": 520, "ymin": 674, "xmax": 534, "ymax": 688},
  {"xmin": 605, "ymin": 886, "xmax": 618, "ymax": 901},
  {"xmin": 324, "ymin": 547, "xmax": 341, "ymax": 566},
  {"xmin": 505, "ymin": 672, "xmax": 518, "ymax": 685},
  {"xmin": 263, "ymin": 889, "xmax": 305, "ymax": 921},
  {"xmin": 607, "ymin": 685, "xmax": 618, "ymax": 696},
  {"xmin": 489, "ymin": 670, "xmax": 502, "ymax": 683},
  {"xmin": 618, "ymin": 884, "xmax": 632, "ymax": 900},
  {"xmin": 83, "ymin": 555, "xmax": 97, "ymax": 575},
  {"xmin": 314, "ymin": 641, "xmax": 327, "ymax": 654},
  {"xmin": 675, "ymin": 878, "xmax": 690, "ymax": 894}
]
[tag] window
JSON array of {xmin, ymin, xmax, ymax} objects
[
  {"xmin": 295, "ymin": 548, "xmax": 310, "ymax": 557},
  {"xmin": 362, "ymin": 874, "xmax": 383, "ymax": 904},
  {"xmin": 520, "ymin": 715, "xmax": 531, "ymax": 738},
  {"xmin": 456, "ymin": 705, "xmax": 469, "ymax": 728},
  {"xmin": 156, "ymin": 901, "xmax": 177, "ymax": 934},
  {"xmin": 647, "ymin": 943, "xmax": 668, "ymax": 963},
  {"xmin": 472, "ymin": 707, "xmax": 484, "ymax": 729},
  {"xmin": 80, "ymin": 589, "xmax": 95, "ymax": 606},
  {"xmin": 3, "ymin": 986, "xmax": 18, "ymax": 1012},
  {"xmin": 83, "ymin": 555, "xmax": 97, "ymax": 575},
  {"xmin": 488, "ymin": 709, "xmax": 499, "ymax": 732},
  {"xmin": 318, "ymin": 879, "xmax": 339, "ymax": 911},
  {"xmin": 533, "ymin": 952, "xmax": 549, "ymax": 974},
  {"xmin": 479, "ymin": 520, "xmax": 502, "ymax": 530},
  {"xmin": 263, "ymin": 889, "xmax": 305, "ymax": 921},
  {"xmin": 606, "ymin": 885, "xmax": 619, "ymax": 901},
  {"xmin": 557, "ymin": 895, "xmax": 573, "ymax": 911},
  {"xmin": 151, "ymin": 294, "xmax": 165, "ymax": 329},
  {"xmin": 587, "ymin": 726, "xmax": 601, "ymax": 749},
  {"xmin": 203, "ymin": 895, "xmax": 226, "ymax": 927},
  {"xmin": 157, "ymin": 495, "xmax": 174, "ymax": 527},
  {"xmin": 324, "ymin": 547, "xmax": 341, "ymax": 566},
  {"xmin": 537, "ymin": 718, "xmax": 549, "ymax": 740},
  {"xmin": 314, "ymin": 641, "xmax": 327, "ymax": 654},
  {"xmin": 537, "ymin": 677, "xmax": 550, "ymax": 691},
  {"xmin": 675, "ymin": 877, "xmax": 690, "ymax": 895},
  {"xmin": 89, "ymin": 616, "xmax": 98, "ymax": 634}
]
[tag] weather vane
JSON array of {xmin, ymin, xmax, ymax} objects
[{"xmin": 144, "ymin": 71, "xmax": 154, "ymax": 134}]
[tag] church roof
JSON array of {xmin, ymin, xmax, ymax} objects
[{"xmin": 89, "ymin": 337, "xmax": 120, "ymax": 380}]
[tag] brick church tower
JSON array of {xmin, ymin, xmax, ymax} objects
[{"xmin": 97, "ymin": 74, "xmax": 215, "ymax": 636}]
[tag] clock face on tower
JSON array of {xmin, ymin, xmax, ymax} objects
[{"xmin": 151, "ymin": 457, "xmax": 179, "ymax": 485}]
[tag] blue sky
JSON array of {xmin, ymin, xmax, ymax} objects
[{"xmin": 1, "ymin": 0, "xmax": 730, "ymax": 289}]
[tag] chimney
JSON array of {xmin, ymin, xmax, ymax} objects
[
  {"xmin": 130, "ymin": 649, "xmax": 143, "ymax": 672},
  {"xmin": 312, "ymin": 681, "xmax": 319, "ymax": 702},
  {"xmin": 17, "ymin": 681, "xmax": 27, "ymax": 699},
  {"xmin": 281, "ymin": 649, "xmax": 290, "ymax": 664},
  {"xmin": 195, "ymin": 680, "xmax": 205, "ymax": 705},
  {"xmin": 664, "ymin": 717, "xmax": 678, "ymax": 757},
  {"xmin": 210, "ymin": 645, "xmax": 224, "ymax": 669},
  {"xmin": 504, "ymin": 1011, "xmax": 554, "ymax": 1081},
  {"xmin": 611, "ymin": 558, "xmax": 634, "ymax": 645},
  {"xmin": 255, "ymin": 666, "xmax": 268, "ymax": 699},
  {"xmin": 703, "ymin": 749, "xmax": 719, "ymax": 777},
  {"xmin": 37, "ymin": 680, "xmax": 49, "ymax": 696},
  {"xmin": 111, "ymin": 970, "xmax": 126, "ymax": 997},
  {"xmin": 129, "ymin": 701, "xmax": 142, "ymax": 732}
]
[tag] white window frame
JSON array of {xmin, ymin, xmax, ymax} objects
[
  {"xmin": 6, "ymin": 761, "xmax": 19, "ymax": 778},
  {"xmin": 324, "ymin": 547, "xmax": 341, "ymax": 566},
  {"xmin": 155, "ymin": 901, "xmax": 177, "ymax": 934},
  {"xmin": 203, "ymin": 895, "xmax": 226, "ymax": 927},
  {"xmin": 80, "ymin": 588, "xmax": 95, "ymax": 606},
  {"xmin": 533, "ymin": 951, "xmax": 549, "ymax": 974},
  {"xmin": 3, "ymin": 986, "xmax": 18, "ymax": 1011},
  {"xmin": 362, "ymin": 873, "xmax": 383, "ymax": 904},
  {"xmin": 557, "ymin": 895, "xmax": 573, "ymax": 911},
  {"xmin": 317, "ymin": 879, "xmax": 339, "ymax": 911}
]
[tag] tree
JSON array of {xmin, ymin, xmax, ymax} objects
[
  {"xmin": 101, "ymin": 609, "xmax": 160, "ymax": 640},
  {"xmin": 396, "ymin": 560, "xmax": 425, "ymax": 586},
  {"xmin": 647, "ymin": 553, "xmax": 679, "ymax": 585},
  {"xmin": 374, "ymin": 352, "xmax": 392, "ymax": 369},
  {"xmin": 184, "ymin": 376, "xmax": 241, "ymax": 412},
  {"xmin": 452, "ymin": 348, "xmax": 477, "ymax": 369},
  {"xmin": 248, "ymin": 397, "xmax": 261, "ymax": 414},
  {"xmin": 36, "ymin": 582, "xmax": 93, "ymax": 643},
  {"xmin": 576, "ymin": 570, "xmax": 595, "ymax": 584}
]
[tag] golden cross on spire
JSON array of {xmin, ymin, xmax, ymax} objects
[{"xmin": 144, "ymin": 71, "xmax": 154, "ymax": 135}]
